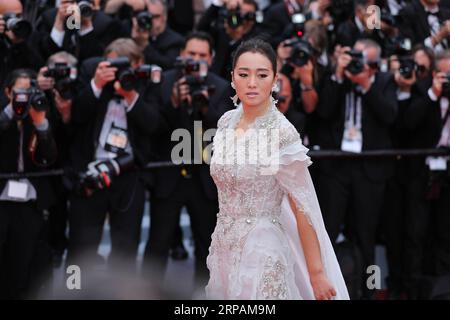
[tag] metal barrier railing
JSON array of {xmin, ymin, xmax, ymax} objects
[{"xmin": 0, "ymin": 148, "xmax": 449, "ymax": 180}]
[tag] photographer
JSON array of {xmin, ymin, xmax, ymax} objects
[
  {"xmin": 401, "ymin": 50, "xmax": 450, "ymax": 299},
  {"xmin": 277, "ymin": 19, "xmax": 332, "ymax": 143},
  {"xmin": 143, "ymin": 31, "xmax": 233, "ymax": 295},
  {"xmin": 34, "ymin": 0, "xmax": 122, "ymax": 63},
  {"xmin": 335, "ymin": 0, "xmax": 384, "ymax": 48},
  {"xmin": 263, "ymin": 0, "xmax": 315, "ymax": 47},
  {"xmin": 66, "ymin": 38, "xmax": 166, "ymax": 279},
  {"xmin": 273, "ymin": 73, "xmax": 306, "ymax": 133},
  {"xmin": 315, "ymin": 39, "xmax": 398, "ymax": 299},
  {"xmin": 0, "ymin": 0, "xmax": 44, "ymax": 93},
  {"xmin": 197, "ymin": 0, "xmax": 269, "ymax": 80},
  {"xmin": 130, "ymin": 0, "xmax": 184, "ymax": 70},
  {"xmin": 36, "ymin": 51, "xmax": 80, "ymax": 267},
  {"xmin": 399, "ymin": 0, "xmax": 450, "ymax": 53},
  {"xmin": 0, "ymin": 69, "xmax": 57, "ymax": 299}
]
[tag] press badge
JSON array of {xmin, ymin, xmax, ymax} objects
[
  {"xmin": 105, "ymin": 123, "xmax": 128, "ymax": 154},
  {"xmin": 7, "ymin": 180, "xmax": 28, "ymax": 200},
  {"xmin": 426, "ymin": 156, "xmax": 448, "ymax": 171},
  {"xmin": 341, "ymin": 126, "xmax": 363, "ymax": 153}
]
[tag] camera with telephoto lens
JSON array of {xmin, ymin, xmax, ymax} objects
[
  {"xmin": 221, "ymin": 6, "xmax": 256, "ymax": 29},
  {"xmin": 285, "ymin": 39, "xmax": 314, "ymax": 67},
  {"xmin": 44, "ymin": 62, "xmax": 77, "ymax": 100},
  {"xmin": 398, "ymin": 57, "xmax": 417, "ymax": 79},
  {"xmin": 135, "ymin": 10, "xmax": 152, "ymax": 30},
  {"xmin": 345, "ymin": 50, "xmax": 366, "ymax": 75},
  {"xmin": 2, "ymin": 13, "xmax": 33, "ymax": 40},
  {"xmin": 12, "ymin": 82, "xmax": 49, "ymax": 119},
  {"xmin": 175, "ymin": 57, "xmax": 216, "ymax": 110},
  {"xmin": 79, "ymin": 0, "xmax": 94, "ymax": 17},
  {"xmin": 107, "ymin": 56, "xmax": 162, "ymax": 91}
]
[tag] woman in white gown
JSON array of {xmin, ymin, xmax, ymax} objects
[{"xmin": 205, "ymin": 39, "xmax": 349, "ymax": 300}]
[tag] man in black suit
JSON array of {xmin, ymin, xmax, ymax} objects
[
  {"xmin": 143, "ymin": 31, "xmax": 233, "ymax": 295},
  {"xmin": 0, "ymin": 0, "xmax": 44, "ymax": 93},
  {"xmin": 197, "ymin": 0, "xmax": 270, "ymax": 80},
  {"xmin": 399, "ymin": 0, "xmax": 450, "ymax": 52},
  {"xmin": 0, "ymin": 69, "xmax": 57, "ymax": 299},
  {"xmin": 131, "ymin": 0, "xmax": 184, "ymax": 70},
  {"xmin": 401, "ymin": 50, "xmax": 450, "ymax": 298},
  {"xmin": 66, "ymin": 38, "xmax": 166, "ymax": 280},
  {"xmin": 335, "ymin": 0, "xmax": 386, "ymax": 48},
  {"xmin": 33, "ymin": 0, "xmax": 122, "ymax": 63},
  {"xmin": 314, "ymin": 39, "xmax": 398, "ymax": 299}
]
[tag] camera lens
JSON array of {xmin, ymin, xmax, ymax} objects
[
  {"xmin": 79, "ymin": 1, "xmax": 93, "ymax": 17},
  {"xmin": 6, "ymin": 17, "xmax": 32, "ymax": 39},
  {"xmin": 136, "ymin": 11, "xmax": 152, "ymax": 31}
]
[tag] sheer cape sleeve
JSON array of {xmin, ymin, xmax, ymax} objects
[{"xmin": 275, "ymin": 119, "xmax": 350, "ymax": 300}]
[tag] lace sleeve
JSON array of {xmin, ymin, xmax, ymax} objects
[{"xmin": 275, "ymin": 121, "xmax": 314, "ymax": 225}]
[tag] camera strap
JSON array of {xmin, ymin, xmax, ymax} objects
[
  {"xmin": 427, "ymin": 98, "xmax": 450, "ymax": 170},
  {"xmin": 341, "ymin": 89, "xmax": 363, "ymax": 153}
]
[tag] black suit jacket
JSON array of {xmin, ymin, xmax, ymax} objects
[
  {"xmin": 33, "ymin": 8, "xmax": 122, "ymax": 62},
  {"xmin": 399, "ymin": 0, "xmax": 450, "ymax": 47},
  {"xmin": 0, "ymin": 108, "xmax": 58, "ymax": 209},
  {"xmin": 314, "ymin": 72, "xmax": 398, "ymax": 182},
  {"xmin": 335, "ymin": 19, "xmax": 384, "ymax": 48},
  {"xmin": 150, "ymin": 69, "xmax": 233, "ymax": 200},
  {"xmin": 69, "ymin": 57, "xmax": 167, "ymax": 176},
  {"xmin": 262, "ymin": 2, "xmax": 291, "ymax": 46},
  {"xmin": 401, "ymin": 76, "xmax": 446, "ymax": 178}
]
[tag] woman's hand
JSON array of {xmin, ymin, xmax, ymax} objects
[{"xmin": 310, "ymin": 271, "xmax": 337, "ymax": 300}]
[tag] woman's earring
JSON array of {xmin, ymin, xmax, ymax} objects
[
  {"xmin": 271, "ymin": 83, "xmax": 279, "ymax": 94},
  {"xmin": 271, "ymin": 83, "xmax": 279, "ymax": 105},
  {"xmin": 230, "ymin": 82, "xmax": 239, "ymax": 107}
]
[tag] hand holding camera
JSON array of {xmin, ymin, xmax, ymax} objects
[
  {"xmin": 54, "ymin": 0, "xmax": 74, "ymax": 31},
  {"xmin": 395, "ymin": 69, "xmax": 416, "ymax": 92},
  {"xmin": 0, "ymin": 13, "xmax": 32, "ymax": 44},
  {"xmin": 131, "ymin": 14, "xmax": 151, "ymax": 49},
  {"xmin": 172, "ymin": 58, "xmax": 215, "ymax": 112},
  {"xmin": 12, "ymin": 84, "xmax": 49, "ymax": 120},
  {"xmin": 171, "ymin": 77, "xmax": 191, "ymax": 108},
  {"xmin": 335, "ymin": 46, "xmax": 352, "ymax": 81},
  {"xmin": 431, "ymin": 71, "xmax": 449, "ymax": 98},
  {"xmin": 94, "ymin": 61, "xmax": 118, "ymax": 89},
  {"xmin": 394, "ymin": 57, "xmax": 417, "ymax": 92}
]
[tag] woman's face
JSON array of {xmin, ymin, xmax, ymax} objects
[{"xmin": 232, "ymin": 51, "xmax": 276, "ymax": 109}]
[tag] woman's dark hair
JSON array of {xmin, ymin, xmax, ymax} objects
[
  {"xmin": 232, "ymin": 38, "xmax": 277, "ymax": 75},
  {"xmin": 5, "ymin": 69, "xmax": 35, "ymax": 91}
]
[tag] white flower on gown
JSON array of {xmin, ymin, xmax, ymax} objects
[{"xmin": 205, "ymin": 102, "xmax": 350, "ymax": 300}]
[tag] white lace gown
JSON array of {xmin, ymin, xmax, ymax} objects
[{"xmin": 205, "ymin": 103, "xmax": 349, "ymax": 300}]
